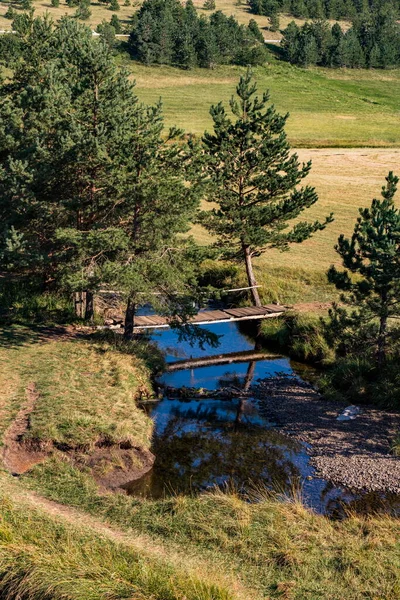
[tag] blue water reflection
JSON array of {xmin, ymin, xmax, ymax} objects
[{"xmin": 125, "ymin": 321, "xmax": 400, "ymax": 517}]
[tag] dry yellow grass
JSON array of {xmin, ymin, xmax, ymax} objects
[
  {"xmin": 192, "ymin": 148, "xmax": 400, "ymax": 287},
  {"xmin": 0, "ymin": 0, "xmax": 136, "ymax": 29}
]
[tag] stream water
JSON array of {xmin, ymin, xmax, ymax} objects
[{"xmin": 125, "ymin": 320, "xmax": 400, "ymax": 518}]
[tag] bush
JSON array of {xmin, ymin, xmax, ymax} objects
[
  {"xmin": 110, "ymin": 13, "xmax": 122, "ymax": 32},
  {"xmin": 5, "ymin": 6, "xmax": 16, "ymax": 19},
  {"xmin": 0, "ymin": 279, "xmax": 75, "ymax": 325},
  {"xmin": 75, "ymin": 2, "xmax": 92, "ymax": 19},
  {"xmin": 319, "ymin": 356, "xmax": 400, "ymax": 409}
]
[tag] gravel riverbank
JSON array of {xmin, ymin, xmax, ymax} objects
[{"xmin": 251, "ymin": 376, "xmax": 400, "ymax": 494}]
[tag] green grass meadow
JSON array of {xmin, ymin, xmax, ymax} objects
[{"xmin": 127, "ymin": 60, "xmax": 400, "ymax": 147}]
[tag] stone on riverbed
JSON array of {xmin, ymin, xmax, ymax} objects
[{"xmin": 337, "ymin": 405, "xmax": 361, "ymax": 421}]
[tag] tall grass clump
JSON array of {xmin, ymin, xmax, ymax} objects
[
  {"xmin": 260, "ymin": 311, "xmax": 335, "ymax": 365},
  {"xmin": 320, "ymin": 355, "xmax": 400, "ymax": 409}
]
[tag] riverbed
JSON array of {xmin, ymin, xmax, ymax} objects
[{"xmin": 126, "ymin": 321, "xmax": 400, "ymax": 518}]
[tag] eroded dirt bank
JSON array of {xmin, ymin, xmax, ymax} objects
[
  {"xmin": 2, "ymin": 382, "xmax": 154, "ymax": 489},
  {"xmin": 252, "ymin": 376, "xmax": 400, "ymax": 494}
]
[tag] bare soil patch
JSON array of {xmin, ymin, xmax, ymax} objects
[
  {"xmin": 252, "ymin": 376, "xmax": 400, "ymax": 493},
  {"xmin": 74, "ymin": 443, "xmax": 155, "ymax": 490},
  {"xmin": 2, "ymin": 383, "xmax": 48, "ymax": 475},
  {"xmin": 2, "ymin": 382, "xmax": 154, "ymax": 488}
]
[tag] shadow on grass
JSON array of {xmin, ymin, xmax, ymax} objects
[
  {"xmin": 0, "ymin": 324, "xmax": 77, "ymax": 350},
  {"xmin": 91, "ymin": 329, "xmax": 166, "ymax": 375}
]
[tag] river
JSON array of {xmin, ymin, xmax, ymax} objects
[{"xmin": 125, "ymin": 320, "xmax": 400, "ymax": 518}]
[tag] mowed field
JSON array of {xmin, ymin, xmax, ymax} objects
[
  {"xmin": 130, "ymin": 61, "xmax": 400, "ymax": 147},
  {"xmin": 189, "ymin": 149, "xmax": 400, "ymax": 302}
]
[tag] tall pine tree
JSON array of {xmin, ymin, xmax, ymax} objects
[
  {"xmin": 327, "ymin": 172, "xmax": 400, "ymax": 365},
  {"xmin": 198, "ymin": 70, "xmax": 332, "ymax": 306}
]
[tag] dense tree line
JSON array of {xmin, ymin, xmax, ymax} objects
[
  {"xmin": 128, "ymin": 0, "xmax": 267, "ymax": 68},
  {"xmin": 0, "ymin": 14, "xmax": 203, "ymax": 334},
  {"xmin": 282, "ymin": 9, "xmax": 400, "ymax": 67},
  {"xmin": 249, "ymin": 0, "xmax": 399, "ymax": 22}
]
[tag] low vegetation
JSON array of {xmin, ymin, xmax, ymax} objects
[
  {"xmin": 130, "ymin": 60, "xmax": 400, "ymax": 145},
  {"xmin": 0, "ymin": 488, "xmax": 234, "ymax": 600},
  {"xmin": 19, "ymin": 459, "xmax": 400, "ymax": 600}
]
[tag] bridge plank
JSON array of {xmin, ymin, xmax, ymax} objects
[
  {"xmin": 189, "ymin": 310, "xmax": 232, "ymax": 322},
  {"xmin": 132, "ymin": 304, "xmax": 285, "ymax": 329}
]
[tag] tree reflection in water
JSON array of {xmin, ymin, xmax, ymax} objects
[{"xmin": 126, "ymin": 393, "xmax": 304, "ymax": 499}]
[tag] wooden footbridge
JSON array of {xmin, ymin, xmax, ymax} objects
[{"xmin": 133, "ymin": 304, "xmax": 285, "ymax": 330}]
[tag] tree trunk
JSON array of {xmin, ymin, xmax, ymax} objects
[
  {"xmin": 243, "ymin": 360, "xmax": 256, "ymax": 392},
  {"xmin": 377, "ymin": 312, "xmax": 388, "ymax": 366},
  {"xmin": 124, "ymin": 298, "xmax": 136, "ymax": 339},
  {"xmin": 242, "ymin": 244, "xmax": 261, "ymax": 307},
  {"xmin": 84, "ymin": 291, "xmax": 94, "ymax": 321},
  {"xmin": 74, "ymin": 291, "xmax": 94, "ymax": 320},
  {"xmin": 74, "ymin": 291, "xmax": 86, "ymax": 319}
]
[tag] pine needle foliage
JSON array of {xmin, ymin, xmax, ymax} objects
[
  {"xmin": 327, "ymin": 171, "xmax": 400, "ymax": 364},
  {"xmin": 198, "ymin": 69, "xmax": 333, "ymax": 305}
]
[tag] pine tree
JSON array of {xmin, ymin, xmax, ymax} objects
[
  {"xmin": 343, "ymin": 29, "xmax": 365, "ymax": 67},
  {"xmin": 198, "ymin": 70, "xmax": 332, "ymax": 306},
  {"xmin": 97, "ymin": 20, "xmax": 117, "ymax": 46},
  {"xmin": 327, "ymin": 172, "xmax": 400, "ymax": 365},
  {"xmin": 282, "ymin": 20, "xmax": 300, "ymax": 63},
  {"xmin": 0, "ymin": 18, "xmax": 146, "ymax": 316},
  {"xmin": 109, "ymin": 0, "xmax": 120, "ymax": 11},
  {"xmin": 248, "ymin": 18, "xmax": 264, "ymax": 42},
  {"xmin": 269, "ymin": 11, "xmax": 280, "ymax": 32},
  {"xmin": 110, "ymin": 14, "xmax": 122, "ymax": 32},
  {"xmin": 76, "ymin": 0, "xmax": 92, "ymax": 20}
]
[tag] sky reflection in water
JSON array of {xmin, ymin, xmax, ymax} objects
[{"xmin": 126, "ymin": 322, "xmax": 400, "ymax": 517}]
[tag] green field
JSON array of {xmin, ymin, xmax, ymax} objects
[
  {"xmin": 127, "ymin": 60, "xmax": 400, "ymax": 147},
  {"xmin": 118, "ymin": 58, "xmax": 400, "ymax": 303}
]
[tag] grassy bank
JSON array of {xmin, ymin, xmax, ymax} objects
[
  {"xmin": 0, "ymin": 327, "xmax": 162, "ymax": 485},
  {"xmin": 259, "ymin": 311, "xmax": 334, "ymax": 364},
  {"xmin": 0, "ymin": 488, "xmax": 234, "ymax": 600},
  {"xmin": 0, "ymin": 328, "xmax": 399, "ymax": 599},
  {"xmin": 20, "ymin": 458, "xmax": 400, "ymax": 600}
]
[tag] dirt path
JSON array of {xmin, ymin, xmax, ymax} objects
[
  {"xmin": 0, "ymin": 477, "xmax": 252, "ymax": 600},
  {"xmin": 2, "ymin": 382, "xmax": 48, "ymax": 475}
]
